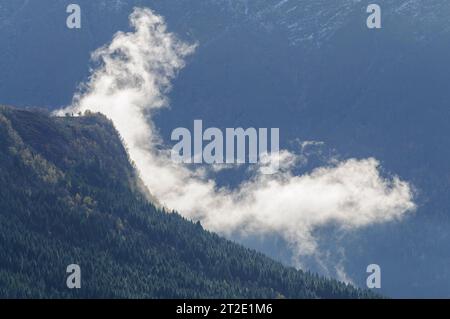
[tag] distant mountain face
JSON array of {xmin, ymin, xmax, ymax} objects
[
  {"xmin": 0, "ymin": 106, "xmax": 376, "ymax": 298},
  {"xmin": 2, "ymin": 0, "xmax": 450, "ymax": 297},
  {"xmin": 1, "ymin": 0, "xmax": 446, "ymax": 107}
]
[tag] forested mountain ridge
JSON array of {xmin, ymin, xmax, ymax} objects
[{"xmin": 0, "ymin": 106, "xmax": 375, "ymax": 298}]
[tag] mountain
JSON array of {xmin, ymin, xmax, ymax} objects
[
  {"xmin": 2, "ymin": 0, "xmax": 450, "ymax": 297},
  {"xmin": 0, "ymin": 106, "xmax": 374, "ymax": 298}
]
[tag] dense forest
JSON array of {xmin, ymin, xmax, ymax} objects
[{"xmin": 0, "ymin": 106, "xmax": 376, "ymax": 298}]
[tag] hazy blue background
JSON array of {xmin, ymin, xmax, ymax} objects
[{"xmin": 1, "ymin": 0, "xmax": 450, "ymax": 297}]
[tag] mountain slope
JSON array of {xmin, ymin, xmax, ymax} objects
[{"xmin": 0, "ymin": 106, "xmax": 374, "ymax": 298}]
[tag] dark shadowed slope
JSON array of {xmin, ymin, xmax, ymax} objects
[{"xmin": 0, "ymin": 106, "xmax": 375, "ymax": 298}]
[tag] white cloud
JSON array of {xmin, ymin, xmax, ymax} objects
[{"xmin": 57, "ymin": 7, "xmax": 416, "ymax": 261}]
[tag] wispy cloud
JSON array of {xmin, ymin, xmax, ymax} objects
[{"xmin": 57, "ymin": 7, "xmax": 415, "ymax": 263}]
